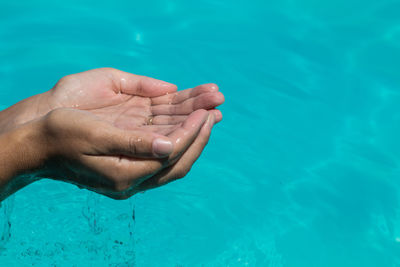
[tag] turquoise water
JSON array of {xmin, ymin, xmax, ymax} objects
[{"xmin": 1, "ymin": 0, "xmax": 400, "ymax": 266}]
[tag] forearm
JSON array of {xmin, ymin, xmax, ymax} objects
[
  {"xmin": 0, "ymin": 91, "xmax": 52, "ymax": 134},
  {"xmin": 0, "ymin": 120, "xmax": 48, "ymax": 200}
]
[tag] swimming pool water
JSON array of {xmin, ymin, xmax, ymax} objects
[{"xmin": 1, "ymin": 0, "xmax": 400, "ymax": 266}]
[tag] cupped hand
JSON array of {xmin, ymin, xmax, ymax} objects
[
  {"xmin": 44, "ymin": 68, "xmax": 224, "ymax": 136},
  {"xmin": 0, "ymin": 68, "xmax": 224, "ymax": 199},
  {"xmin": 40, "ymin": 108, "xmax": 214, "ymax": 199}
]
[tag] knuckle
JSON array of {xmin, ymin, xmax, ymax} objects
[
  {"xmin": 136, "ymin": 79, "xmax": 145, "ymax": 95},
  {"xmin": 169, "ymin": 104, "xmax": 178, "ymax": 114}
]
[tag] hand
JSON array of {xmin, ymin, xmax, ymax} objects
[
  {"xmin": 0, "ymin": 68, "xmax": 224, "ymax": 135},
  {"xmin": 42, "ymin": 108, "xmax": 215, "ymax": 199},
  {"xmin": 45, "ymin": 69, "xmax": 224, "ymax": 195},
  {"xmin": 0, "ymin": 107, "xmax": 215, "ymax": 200}
]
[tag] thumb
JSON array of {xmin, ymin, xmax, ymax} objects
[{"xmin": 100, "ymin": 129, "xmax": 174, "ymax": 158}]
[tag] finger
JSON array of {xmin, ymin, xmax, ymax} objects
[
  {"xmin": 210, "ymin": 109, "xmax": 223, "ymax": 123},
  {"xmin": 166, "ymin": 109, "xmax": 209, "ymax": 163},
  {"xmin": 150, "ymin": 83, "xmax": 219, "ymax": 105},
  {"xmin": 92, "ymin": 128, "xmax": 174, "ymax": 158},
  {"xmin": 149, "ymin": 111, "xmax": 220, "ymax": 126},
  {"xmin": 150, "ymin": 110, "xmax": 221, "ymax": 125},
  {"xmin": 109, "ymin": 68, "xmax": 178, "ymax": 97},
  {"xmin": 151, "ymin": 92, "xmax": 225, "ymax": 115},
  {"xmin": 137, "ymin": 113, "xmax": 215, "ymax": 191},
  {"xmin": 151, "ymin": 115, "xmax": 187, "ymax": 125},
  {"xmin": 139, "ymin": 124, "xmax": 181, "ymax": 135}
]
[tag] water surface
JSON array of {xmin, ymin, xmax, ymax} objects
[{"xmin": 1, "ymin": 0, "xmax": 400, "ymax": 266}]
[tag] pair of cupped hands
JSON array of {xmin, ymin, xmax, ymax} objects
[{"xmin": 1, "ymin": 68, "xmax": 224, "ymax": 199}]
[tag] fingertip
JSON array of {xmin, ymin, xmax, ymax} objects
[
  {"xmin": 159, "ymin": 81, "xmax": 178, "ymax": 93},
  {"xmin": 196, "ymin": 83, "xmax": 219, "ymax": 93},
  {"xmin": 208, "ymin": 83, "xmax": 219, "ymax": 92},
  {"xmin": 210, "ymin": 110, "xmax": 223, "ymax": 123},
  {"xmin": 189, "ymin": 108, "xmax": 208, "ymax": 117},
  {"xmin": 215, "ymin": 92, "xmax": 225, "ymax": 105},
  {"xmin": 196, "ymin": 92, "xmax": 225, "ymax": 110}
]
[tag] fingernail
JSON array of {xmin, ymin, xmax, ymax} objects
[{"xmin": 153, "ymin": 138, "xmax": 173, "ymax": 156}]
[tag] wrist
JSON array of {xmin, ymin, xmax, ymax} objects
[
  {"xmin": 0, "ymin": 118, "xmax": 50, "ymax": 200},
  {"xmin": 0, "ymin": 91, "xmax": 52, "ymax": 134}
]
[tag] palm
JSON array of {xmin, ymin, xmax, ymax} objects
[{"xmin": 49, "ymin": 68, "xmax": 224, "ymax": 135}]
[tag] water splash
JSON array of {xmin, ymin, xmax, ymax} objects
[
  {"xmin": 125, "ymin": 197, "xmax": 137, "ymax": 266},
  {"xmin": 82, "ymin": 191, "xmax": 103, "ymax": 235},
  {"xmin": 0, "ymin": 196, "xmax": 14, "ymax": 251}
]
